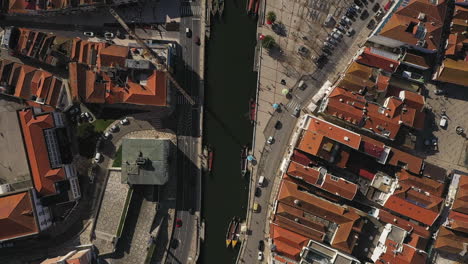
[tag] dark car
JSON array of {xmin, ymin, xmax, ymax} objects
[
  {"xmin": 372, "ymin": 3, "xmax": 380, "ymax": 12},
  {"xmin": 314, "ymin": 55, "xmax": 328, "ymax": 68},
  {"xmin": 354, "ymin": 0, "xmax": 364, "ymax": 7},
  {"xmin": 274, "ymin": 120, "xmax": 282, "ymax": 130},
  {"xmin": 258, "ymin": 240, "xmax": 265, "ymax": 251},
  {"xmin": 322, "ymin": 47, "xmax": 332, "ymax": 55},
  {"xmin": 360, "ymin": 10, "xmax": 370, "ymax": 20},
  {"xmin": 170, "ymin": 239, "xmax": 179, "ymax": 249},
  {"xmin": 195, "ymin": 36, "xmax": 201, "ymax": 45},
  {"xmin": 255, "ymin": 187, "xmax": 262, "ymax": 197},
  {"xmin": 367, "ymin": 19, "xmax": 376, "ymax": 30}
]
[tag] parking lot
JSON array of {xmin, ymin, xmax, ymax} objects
[{"xmin": 423, "ymin": 82, "xmax": 468, "ymax": 169}]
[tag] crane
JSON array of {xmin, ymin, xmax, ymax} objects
[{"xmin": 108, "ymin": 8, "xmax": 196, "ymax": 105}]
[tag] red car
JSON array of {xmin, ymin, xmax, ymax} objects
[{"xmin": 176, "ymin": 218, "xmax": 183, "ymax": 228}]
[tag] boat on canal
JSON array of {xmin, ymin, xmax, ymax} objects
[
  {"xmin": 218, "ymin": 0, "xmax": 225, "ymax": 18},
  {"xmin": 249, "ymin": 98, "xmax": 256, "ymax": 124},
  {"xmin": 226, "ymin": 217, "xmax": 239, "ymax": 247},
  {"xmin": 241, "ymin": 146, "xmax": 248, "ymax": 177},
  {"xmin": 247, "ymin": 0, "xmax": 256, "ymax": 14},
  {"xmin": 208, "ymin": 147, "xmax": 214, "ymax": 173},
  {"xmin": 231, "ymin": 219, "xmax": 241, "ymax": 248}
]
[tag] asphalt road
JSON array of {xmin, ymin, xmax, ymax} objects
[
  {"xmin": 165, "ymin": 2, "xmax": 202, "ymax": 264},
  {"xmin": 239, "ymin": 2, "xmax": 383, "ymax": 263}
]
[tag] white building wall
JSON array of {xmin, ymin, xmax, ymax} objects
[{"xmin": 31, "ymin": 189, "xmax": 53, "ymax": 231}]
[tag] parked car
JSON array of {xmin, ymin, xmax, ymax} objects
[
  {"xmin": 352, "ymin": 4, "xmax": 362, "ymax": 13},
  {"xmin": 255, "ymin": 187, "xmax": 261, "ymax": 197},
  {"xmin": 274, "ymin": 120, "xmax": 282, "ymax": 129},
  {"xmin": 322, "ymin": 47, "xmax": 332, "ymax": 55},
  {"xmin": 297, "ymin": 45, "xmax": 310, "ymax": 56},
  {"xmin": 434, "ymin": 89, "xmax": 447, "ymax": 95},
  {"xmin": 323, "ymin": 42, "xmax": 335, "ymax": 50},
  {"xmin": 258, "ymin": 240, "xmax": 265, "ymax": 251},
  {"xmin": 103, "ymin": 131, "xmax": 112, "ymax": 139},
  {"xmin": 195, "ymin": 36, "xmax": 201, "ymax": 45},
  {"xmin": 104, "ymin": 32, "xmax": 114, "ymax": 40},
  {"xmin": 176, "ymin": 219, "xmax": 183, "ymax": 228},
  {"xmin": 110, "ymin": 124, "xmax": 119, "ymax": 132},
  {"xmin": 326, "ymin": 36, "xmax": 339, "ymax": 45},
  {"xmin": 360, "ymin": 10, "xmax": 370, "ymax": 20},
  {"xmin": 267, "ymin": 136, "xmax": 274, "ymax": 145},
  {"xmin": 372, "ymin": 3, "xmax": 380, "ymax": 12},
  {"xmin": 367, "ymin": 19, "xmax": 376, "ymax": 30},
  {"xmin": 120, "ymin": 117, "xmax": 129, "ymax": 125},
  {"xmin": 439, "ymin": 116, "xmax": 448, "ymax": 128},
  {"xmin": 258, "ymin": 251, "xmax": 264, "ymax": 261},
  {"xmin": 346, "ymin": 28, "xmax": 356, "ymax": 37},
  {"xmin": 83, "ymin": 32, "xmax": 94, "ymax": 37},
  {"xmin": 314, "ymin": 55, "xmax": 328, "ymax": 68},
  {"xmin": 292, "ymin": 107, "xmax": 301, "ymax": 117},
  {"xmin": 335, "ymin": 25, "xmax": 347, "ymax": 33},
  {"xmin": 341, "ymin": 16, "xmax": 352, "ymax": 25},
  {"xmin": 185, "ymin": 27, "xmax": 192, "ymax": 38},
  {"xmin": 339, "ymin": 20, "xmax": 350, "ymax": 28},
  {"xmin": 94, "ymin": 153, "xmax": 102, "ymax": 163},
  {"xmin": 298, "ymin": 80, "xmax": 307, "ymax": 90}
]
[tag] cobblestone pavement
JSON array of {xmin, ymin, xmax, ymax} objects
[
  {"xmin": 93, "ymin": 170, "xmax": 130, "ymax": 255},
  {"xmin": 423, "ymin": 83, "xmax": 468, "ymax": 170}
]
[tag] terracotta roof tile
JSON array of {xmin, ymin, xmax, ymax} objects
[
  {"xmin": 434, "ymin": 58, "xmax": 468, "ymax": 87},
  {"xmin": 98, "ymin": 45, "xmax": 129, "ymax": 68},
  {"xmin": 270, "ymin": 223, "xmax": 309, "ymax": 260},
  {"xmin": 356, "ymin": 47, "xmax": 400, "ymax": 73},
  {"xmin": 384, "ymin": 195, "xmax": 439, "ymax": 226},
  {"xmin": 452, "ymin": 175, "xmax": 468, "ymax": 214},
  {"xmin": 434, "ymin": 226, "xmax": 468, "ymax": 254},
  {"xmin": 447, "ymin": 210, "xmax": 468, "ymax": 233},
  {"xmin": 305, "ymin": 116, "xmax": 361, "ymax": 149},
  {"xmin": 399, "ymin": 90, "xmax": 425, "ymax": 112},
  {"xmin": 19, "ymin": 109, "xmax": 65, "ymax": 196},
  {"xmin": 397, "ymin": 169, "xmax": 444, "ymax": 197},
  {"xmin": 388, "ymin": 148, "xmax": 423, "ymax": 174},
  {"xmin": 0, "ymin": 191, "xmax": 39, "ymax": 241},
  {"xmin": 378, "ymin": 239, "xmax": 427, "ymax": 264},
  {"xmin": 377, "ymin": 209, "xmax": 431, "ymax": 238},
  {"xmin": 286, "ymin": 162, "xmax": 319, "ymax": 185}
]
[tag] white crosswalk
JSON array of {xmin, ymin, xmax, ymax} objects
[
  {"xmin": 286, "ymin": 99, "xmax": 300, "ymax": 111},
  {"xmin": 180, "ymin": 5, "xmax": 202, "ymax": 17},
  {"xmin": 177, "ymin": 95, "xmax": 198, "ymax": 105}
]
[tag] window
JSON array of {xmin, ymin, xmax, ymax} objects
[{"xmin": 330, "ymin": 175, "xmax": 339, "ymax": 181}]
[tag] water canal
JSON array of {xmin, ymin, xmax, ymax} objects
[{"xmin": 200, "ymin": 0, "xmax": 258, "ymax": 263}]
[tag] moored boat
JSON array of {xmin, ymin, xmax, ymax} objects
[
  {"xmin": 231, "ymin": 219, "xmax": 241, "ymax": 247},
  {"xmin": 226, "ymin": 217, "xmax": 236, "ymax": 247},
  {"xmin": 241, "ymin": 146, "xmax": 248, "ymax": 177},
  {"xmin": 208, "ymin": 147, "xmax": 214, "ymax": 173},
  {"xmin": 249, "ymin": 98, "xmax": 256, "ymax": 124}
]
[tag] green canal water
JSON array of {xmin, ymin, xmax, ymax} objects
[{"xmin": 200, "ymin": 0, "xmax": 258, "ymax": 263}]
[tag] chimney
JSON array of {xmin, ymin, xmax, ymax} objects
[{"xmin": 344, "ymin": 136, "xmax": 350, "ymax": 141}]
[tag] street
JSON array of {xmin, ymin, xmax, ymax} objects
[{"xmin": 165, "ymin": 1, "xmax": 203, "ymax": 264}]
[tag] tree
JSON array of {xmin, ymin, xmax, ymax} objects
[
  {"xmin": 266, "ymin": 11, "xmax": 277, "ymax": 24},
  {"xmin": 262, "ymin": 35, "xmax": 276, "ymax": 49}
]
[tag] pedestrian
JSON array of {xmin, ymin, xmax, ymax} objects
[{"xmin": 280, "ymin": 79, "xmax": 286, "ymax": 85}]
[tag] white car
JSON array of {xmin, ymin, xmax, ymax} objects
[
  {"xmin": 103, "ymin": 131, "xmax": 111, "ymax": 139},
  {"xmin": 120, "ymin": 117, "xmax": 129, "ymax": 125},
  {"xmin": 439, "ymin": 116, "xmax": 448, "ymax": 128},
  {"xmin": 267, "ymin": 136, "xmax": 274, "ymax": 145},
  {"xmin": 110, "ymin": 124, "xmax": 119, "ymax": 132},
  {"xmin": 94, "ymin": 153, "xmax": 102, "ymax": 163},
  {"xmin": 83, "ymin": 32, "xmax": 94, "ymax": 37},
  {"xmin": 104, "ymin": 32, "xmax": 114, "ymax": 40},
  {"xmin": 258, "ymin": 251, "xmax": 264, "ymax": 261}
]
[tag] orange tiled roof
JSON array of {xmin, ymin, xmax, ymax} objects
[
  {"xmin": 447, "ymin": 210, "xmax": 468, "ymax": 233},
  {"xmin": 434, "ymin": 226, "xmax": 468, "ymax": 254},
  {"xmin": 378, "ymin": 239, "xmax": 427, "ymax": 264},
  {"xmin": 377, "ymin": 209, "xmax": 431, "ymax": 238},
  {"xmin": 19, "ymin": 109, "xmax": 65, "ymax": 196},
  {"xmin": 356, "ymin": 47, "xmax": 400, "ymax": 73},
  {"xmin": 452, "ymin": 175, "xmax": 468, "ymax": 214},
  {"xmin": 98, "ymin": 45, "xmax": 129, "ymax": 68},
  {"xmin": 286, "ymin": 162, "xmax": 319, "ymax": 185},
  {"xmin": 397, "ymin": 169, "xmax": 444, "ymax": 197},
  {"xmin": 434, "ymin": 58, "xmax": 468, "ymax": 87},
  {"xmin": 305, "ymin": 116, "xmax": 361, "ymax": 149},
  {"xmin": 388, "ymin": 148, "xmax": 423, "ymax": 174},
  {"xmin": 380, "ymin": 0, "xmax": 447, "ymax": 51},
  {"xmin": 384, "ymin": 195, "xmax": 439, "ymax": 226},
  {"xmin": 399, "ymin": 90, "xmax": 425, "ymax": 112},
  {"xmin": 0, "ymin": 191, "xmax": 39, "ymax": 241},
  {"xmin": 270, "ymin": 223, "xmax": 309, "ymax": 260},
  {"xmin": 276, "ymin": 180, "xmax": 362, "ymax": 253}
]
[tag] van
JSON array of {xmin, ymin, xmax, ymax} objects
[
  {"xmin": 298, "ymin": 80, "xmax": 307, "ymax": 90},
  {"xmin": 258, "ymin": 176, "xmax": 265, "ymax": 187},
  {"xmin": 94, "ymin": 153, "xmax": 102, "ymax": 163},
  {"xmin": 253, "ymin": 202, "xmax": 260, "ymax": 213},
  {"xmin": 439, "ymin": 116, "xmax": 447, "ymax": 128}
]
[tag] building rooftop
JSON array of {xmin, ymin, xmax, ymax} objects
[
  {"xmin": 19, "ymin": 109, "xmax": 65, "ymax": 196},
  {"xmin": 270, "ymin": 223, "xmax": 309, "ymax": 260},
  {"xmin": 121, "ymin": 139, "xmax": 171, "ymax": 185},
  {"xmin": 40, "ymin": 249, "xmax": 92, "ymax": 264},
  {"xmin": 452, "ymin": 174, "xmax": 468, "ymax": 214},
  {"xmin": 434, "ymin": 58, "xmax": 468, "ymax": 87},
  {"xmin": 355, "ymin": 47, "xmax": 400, "ymax": 73},
  {"xmin": 434, "ymin": 226, "xmax": 468, "ymax": 255},
  {"xmin": 380, "ymin": 0, "xmax": 448, "ymax": 51},
  {"xmin": 0, "ymin": 191, "xmax": 39, "ymax": 242},
  {"xmin": 383, "ymin": 195, "xmax": 439, "ymax": 226},
  {"xmin": 397, "ymin": 169, "xmax": 445, "ymax": 197}
]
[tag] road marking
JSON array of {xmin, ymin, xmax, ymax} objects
[{"xmin": 286, "ymin": 99, "xmax": 300, "ymax": 111}]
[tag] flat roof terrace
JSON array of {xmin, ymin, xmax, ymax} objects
[{"xmin": 0, "ymin": 100, "xmax": 32, "ymax": 191}]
